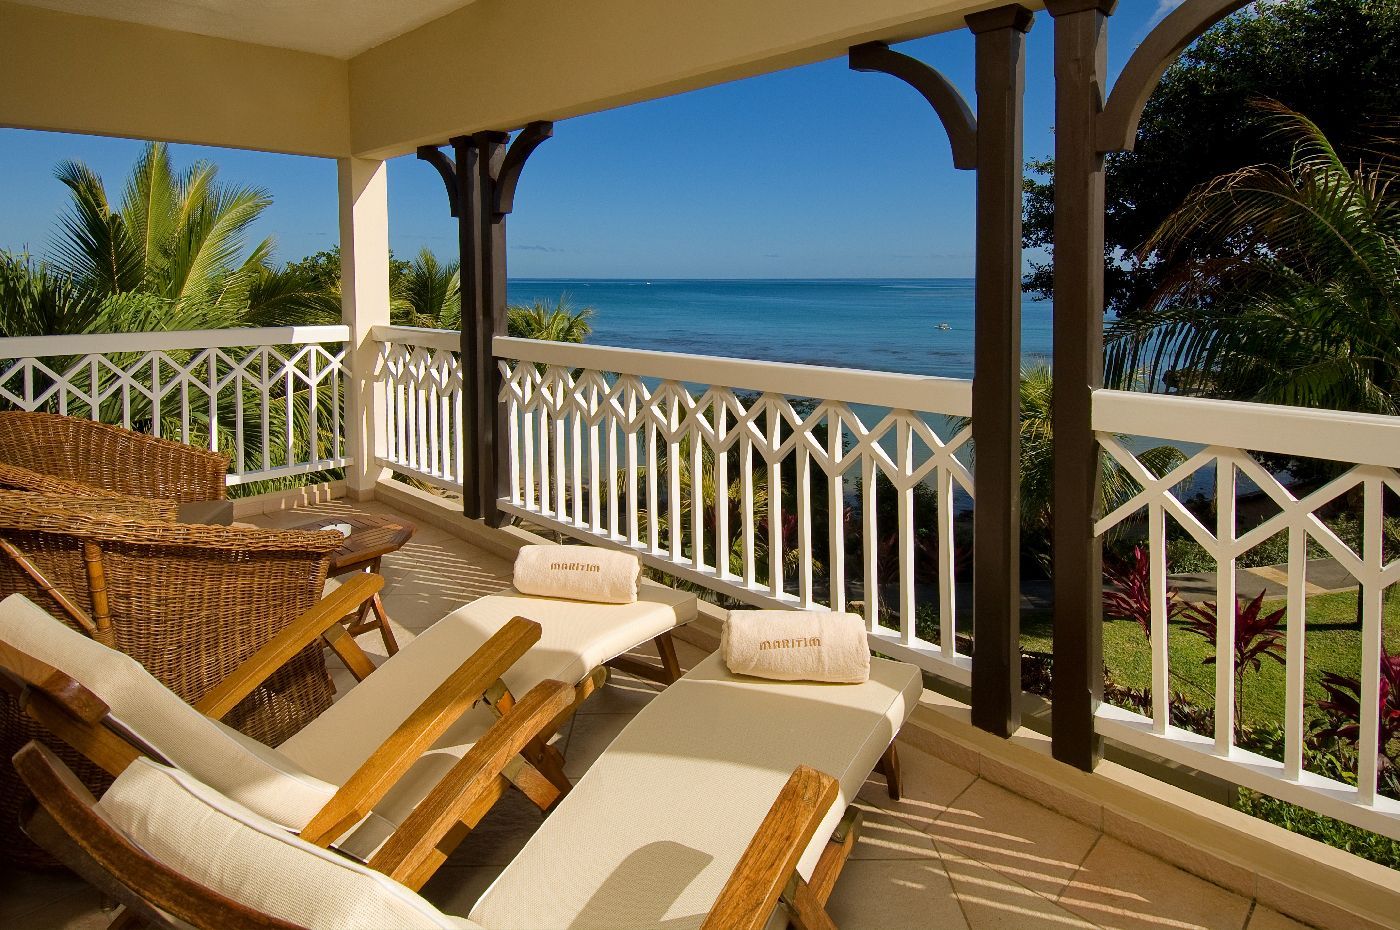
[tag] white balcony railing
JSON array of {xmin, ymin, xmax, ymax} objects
[
  {"xmin": 1094, "ymin": 389, "xmax": 1400, "ymax": 840},
  {"xmin": 375, "ymin": 326, "xmax": 467, "ymax": 492},
  {"xmin": 374, "ymin": 326, "xmax": 975, "ymax": 683},
  {"xmin": 497, "ymin": 337, "xmax": 976, "ymax": 681},
  {"xmin": 0, "ymin": 326, "xmax": 351, "ymax": 484},
  {"xmin": 3, "ymin": 322, "xmax": 1396, "ymax": 842}
]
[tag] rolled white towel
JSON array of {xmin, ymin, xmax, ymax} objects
[
  {"xmin": 513, "ymin": 545, "xmax": 640, "ymax": 604},
  {"xmin": 721, "ymin": 610, "xmax": 870, "ymax": 683}
]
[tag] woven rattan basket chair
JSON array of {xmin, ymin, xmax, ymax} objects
[
  {"xmin": 0, "ymin": 462, "xmax": 180, "ymax": 521},
  {"xmin": 0, "ymin": 491, "xmax": 346, "ymax": 867},
  {"xmin": 0, "ymin": 411, "xmax": 229, "ymax": 503}
]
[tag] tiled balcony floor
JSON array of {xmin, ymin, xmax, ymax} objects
[{"xmin": 1, "ymin": 498, "xmax": 1315, "ymax": 930}]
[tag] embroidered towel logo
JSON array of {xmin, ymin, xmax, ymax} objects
[
  {"xmin": 757, "ymin": 637, "xmax": 822, "ymax": 651},
  {"xmin": 550, "ymin": 561, "xmax": 601, "ymax": 574}
]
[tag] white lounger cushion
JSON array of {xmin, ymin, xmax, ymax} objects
[
  {"xmin": 275, "ymin": 582, "xmax": 696, "ymax": 859},
  {"xmin": 0, "ymin": 594, "xmax": 339, "ymax": 828},
  {"xmin": 1, "ymin": 579, "xmax": 695, "ymax": 862},
  {"xmin": 451, "ymin": 583, "xmax": 696, "ymax": 698},
  {"xmin": 97, "ymin": 758, "xmax": 477, "ymax": 930},
  {"xmin": 469, "ymin": 650, "xmax": 922, "ymax": 930}
]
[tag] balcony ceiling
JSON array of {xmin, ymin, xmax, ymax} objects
[{"xmin": 3, "ymin": 0, "xmax": 476, "ymax": 58}]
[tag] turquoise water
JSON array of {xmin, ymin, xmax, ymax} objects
[{"xmin": 505, "ymin": 278, "xmax": 1052, "ymax": 380}]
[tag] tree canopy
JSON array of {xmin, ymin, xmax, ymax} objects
[
  {"xmin": 1022, "ymin": 0, "xmax": 1400, "ymax": 321},
  {"xmin": 1106, "ymin": 105, "xmax": 1400, "ymax": 412}
]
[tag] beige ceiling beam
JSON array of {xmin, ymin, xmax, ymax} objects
[
  {"xmin": 348, "ymin": 0, "xmax": 1035, "ymax": 159},
  {"xmin": 0, "ymin": 2, "xmax": 350, "ymax": 157}
]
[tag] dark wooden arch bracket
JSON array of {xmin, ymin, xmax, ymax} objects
[
  {"xmin": 1096, "ymin": 0, "xmax": 1253, "ymax": 152},
  {"xmin": 848, "ymin": 41, "xmax": 979, "ymax": 170},
  {"xmin": 496, "ymin": 121, "xmax": 554, "ymax": 216},
  {"xmin": 416, "ymin": 146, "xmax": 459, "ymax": 217}
]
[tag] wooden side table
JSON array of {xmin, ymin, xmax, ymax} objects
[{"xmin": 291, "ymin": 513, "xmax": 417, "ymax": 655}]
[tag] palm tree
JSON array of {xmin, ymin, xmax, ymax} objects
[
  {"xmin": 1105, "ymin": 104, "xmax": 1400, "ymax": 413},
  {"xmin": 47, "ymin": 142, "xmax": 278, "ymax": 332},
  {"xmin": 0, "ymin": 144, "xmax": 338, "ymax": 482},
  {"xmin": 507, "ymin": 296, "xmax": 593, "ymax": 343},
  {"xmin": 392, "ymin": 248, "xmax": 460, "ymax": 329}
]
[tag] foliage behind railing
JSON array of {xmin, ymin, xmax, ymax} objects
[
  {"xmin": 0, "ymin": 326, "xmax": 351, "ymax": 485},
  {"xmin": 1093, "ymin": 389, "xmax": 1400, "ymax": 841}
]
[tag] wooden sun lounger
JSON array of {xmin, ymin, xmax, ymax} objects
[
  {"xmin": 0, "ymin": 576, "xmax": 694, "ymax": 886},
  {"xmin": 11, "ymin": 628, "xmax": 920, "ymax": 930},
  {"xmin": 16, "ymin": 742, "xmax": 847, "ymax": 930}
]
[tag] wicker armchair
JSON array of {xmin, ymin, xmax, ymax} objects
[
  {"xmin": 0, "ymin": 491, "xmax": 349, "ymax": 867},
  {"xmin": 0, "ymin": 463, "xmax": 180, "ymax": 521},
  {"xmin": 0, "ymin": 411, "xmax": 229, "ymax": 503}
]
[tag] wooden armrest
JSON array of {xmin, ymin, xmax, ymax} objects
[
  {"xmin": 298, "ymin": 616, "xmax": 543, "ymax": 848},
  {"xmin": 194, "ymin": 573, "xmax": 384, "ymax": 720},
  {"xmin": 1, "ymin": 643, "xmax": 153, "ymax": 777},
  {"xmin": 367, "ymin": 678, "xmax": 576, "ymax": 883},
  {"xmin": 702, "ymin": 765, "xmax": 841, "ymax": 930},
  {"xmin": 0, "ymin": 642, "xmax": 108, "ymax": 724}
]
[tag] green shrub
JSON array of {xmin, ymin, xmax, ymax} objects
[
  {"xmin": 1236, "ymin": 789, "xmax": 1400, "ymax": 870},
  {"xmin": 1165, "ymin": 537, "xmax": 1215, "ymax": 573}
]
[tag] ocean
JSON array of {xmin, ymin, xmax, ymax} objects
[{"xmin": 505, "ymin": 278, "xmax": 1053, "ymax": 380}]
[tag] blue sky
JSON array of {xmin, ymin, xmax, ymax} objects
[{"xmin": 0, "ymin": 3, "xmax": 1166, "ymax": 279}]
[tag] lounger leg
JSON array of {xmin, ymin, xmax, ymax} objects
[
  {"xmin": 655, "ymin": 631, "xmax": 682, "ymax": 683},
  {"xmin": 604, "ymin": 631, "xmax": 683, "ymax": 685},
  {"xmin": 508, "ymin": 753, "xmax": 567, "ymax": 810},
  {"xmin": 343, "ymin": 560, "xmax": 399, "ymax": 656},
  {"xmin": 484, "ymin": 675, "xmax": 585, "ymax": 806},
  {"xmin": 876, "ymin": 742, "xmax": 902, "ymax": 801},
  {"xmin": 784, "ymin": 878, "xmax": 839, "ymax": 930},
  {"xmin": 521, "ymin": 739, "xmax": 573, "ymax": 801},
  {"xmin": 807, "ymin": 806, "xmax": 862, "ymax": 906}
]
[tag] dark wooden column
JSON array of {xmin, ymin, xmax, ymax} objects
[
  {"xmin": 967, "ymin": 5, "xmax": 1034, "ymax": 738},
  {"xmin": 852, "ymin": 4, "xmax": 1033, "ymax": 739},
  {"xmin": 1045, "ymin": 0, "xmax": 1116, "ymax": 770},
  {"xmin": 419, "ymin": 123, "xmax": 552, "ymax": 524}
]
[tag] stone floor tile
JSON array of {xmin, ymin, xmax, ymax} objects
[
  {"xmin": 926, "ymin": 777, "xmax": 1099, "ymax": 901},
  {"xmin": 672, "ymin": 637, "xmax": 713, "ymax": 671},
  {"xmin": 849, "ymin": 797, "xmax": 943, "ymax": 861},
  {"xmin": 578, "ymin": 669, "xmax": 663, "ymax": 714},
  {"xmin": 857, "ymin": 743, "xmax": 977, "ymax": 830},
  {"xmin": 11, "ymin": 883, "xmax": 112, "ymax": 930},
  {"xmin": 562, "ymin": 712, "xmax": 634, "ymax": 777},
  {"xmin": 448, "ymin": 789, "xmax": 549, "ymax": 867},
  {"xmin": 418, "ymin": 864, "xmax": 506, "ymax": 918},
  {"xmin": 826, "ymin": 858, "xmax": 971, "ymax": 930},
  {"xmin": 0, "ymin": 868, "xmax": 85, "ymax": 923},
  {"xmin": 551, "ymin": 716, "xmax": 574, "ymax": 753},
  {"xmin": 940, "ymin": 845, "xmax": 1100, "ymax": 930},
  {"xmin": 1057, "ymin": 837, "xmax": 1252, "ymax": 930}
]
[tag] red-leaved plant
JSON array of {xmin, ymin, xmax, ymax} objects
[
  {"xmin": 1103, "ymin": 545, "xmax": 1183, "ymax": 641},
  {"xmin": 1179, "ymin": 591, "xmax": 1286, "ymax": 735},
  {"xmin": 1312, "ymin": 648, "xmax": 1400, "ymax": 791}
]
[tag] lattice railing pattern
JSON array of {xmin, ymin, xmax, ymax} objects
[
  {"xmin": 495, "ymin": 337, "xmax": 976, "ymax": 682},
  {"xmin": 0, "ymin": 327, "xmax": 350, "ymax": 484},
  {"xmin": 1092, "ymin": 389, "xmax": 1400, "ymax": 840},
  {"xmin": 378, "ymin": 333, "xmax": 466, "ymax": 491}
]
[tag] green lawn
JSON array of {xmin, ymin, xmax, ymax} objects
[{"xmin": 1020, "ymin": 591, "xmax": 1400, "ymax": 730}]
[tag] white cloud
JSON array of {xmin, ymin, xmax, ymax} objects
[{"xmin": 1146, "ymin": 0, "xmax": 1188, "ymax": 30}]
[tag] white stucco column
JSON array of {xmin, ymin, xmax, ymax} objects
[{"xmin": 339, "ymin": 157, "xmax": 391, "ymax": 500}]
